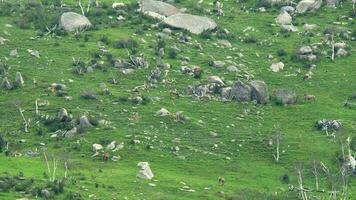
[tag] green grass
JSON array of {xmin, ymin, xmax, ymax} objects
[{"xmin": 0, "ymin": 0, "xmax": 355, "ymax": 199}]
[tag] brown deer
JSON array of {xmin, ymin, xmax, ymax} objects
[
  {"xmin": 218, "ymin": 176, "xmax": 225, "ymax": 185},
  {"xmin": 304, "ymin": 94, "xmax": 316, "ymax": 102}
]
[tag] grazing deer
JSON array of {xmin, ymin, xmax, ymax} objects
[
  {"xmin": 170, "ymin": 89, "xmax": 180, "ymax": 98},
  {"xmin": 218, "ymin": 176, "xmax": 225, "ymax": 185},
  {"xmin": 103, "ymin": 152, "xmax": 110, "ymax": 161},
  {"xmin": 304, "ymin": 94, "xmax": 316, "ymax": 102}
]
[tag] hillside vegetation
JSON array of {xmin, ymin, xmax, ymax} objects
[{"xmin": 0, "ymin": 0, "xmax": 355, "ymax": 199}]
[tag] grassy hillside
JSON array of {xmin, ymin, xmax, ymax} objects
[{"xmin": 0, "ymin": 0, "xmax": 355, "ymax": 199}]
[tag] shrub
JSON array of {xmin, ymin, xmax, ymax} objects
[
  {"xmin": 168, "ymin": 48, "xmax": 178, "ymax": 59},
  {"xmin": 113, "ymin": 38, "xmax": 139, "ymax": 51},
  {"xmin": 81, "ymin": 91, "xmax": 97, "ymax": 100},
  {"xmin": 244, "ymin": 35, "xmax": 258, "ymax": 43},
  {"xmin": 277, "ymin": 49, "xmax": 287, "ymax": 57}
]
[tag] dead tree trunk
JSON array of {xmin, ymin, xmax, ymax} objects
[
  {"xmin": 272, "ymin": 131, "xmax": 282, "ymax": 163},
  {"xmin": 331, "ymin": 33, "xmax": 335, "ymax": 61},
  {"xmin": 312, "ymin": 160, "xmax": 319, "ymax": 191},
  {"xmin": 296, "ymin": 164, "xmax": 308, "ymax": 200}
]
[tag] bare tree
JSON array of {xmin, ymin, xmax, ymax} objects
[
  {"xmin": 295, "ymin": 164, "xmax": 308, "ymax": 200},
  {"xmin": 77, "ymin": 0, "xmax": 85, "ymax": 15},
  {"xmin": 312, "ymin": 160, "xmax": 320, "ymax": 191},
  {"xmin": 272, "ymin": 128, "xmax": 283, "ymax": 163},
  {"xmin": 14, "ymin": 101, "xmax": 29, "ymax": 133},
  {"xmin": 331, "ymin": 33, "xmax": 335, "ymax": 61}
]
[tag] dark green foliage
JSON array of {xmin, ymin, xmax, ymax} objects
[
  {"xmin": 168, "ymin": 48, "xmax": 178, "ymax": 59},
  {"xmin": 80, "ymin": 90, "xmax": 97, "ymax": 100},
  {"xmin": 244, "ymin": 35, "xmax": 258, "ymax": 43},
  {"xmin": 13, "ymin": 2, "xmax": 63, "ymax": 32},
  {"xmin": 0, "ymin": 133, "xmax": 7, "ymax": 153},
  {"xmin": 277, "ymin": 49, "xmax": 288, "ymax": 57},
  {"xmin": 113, "ymin": 38, "xmax": 139, "ymax": 54}
]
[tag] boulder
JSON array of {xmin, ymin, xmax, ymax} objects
[
  {"xmin": 207, "ymin": 76, "xmax": 224, "ymax": 85},
  {"xmin": 57, "ymin": 108, "xmax": 69, "ymax": 121},
  {"xmin": 249, "ymin": 80, "xmax": 269, "ymax": 104},
  {"xmin": 261, "ymin": 0, "xmax": 287, "ymax": 5},
  {"xmin": 112, "ymin": 2, "xmax": 126, "ymax": 9},
  {"xmin": 163, "ymin": 13, "xmax": 217, "ymax": 34},
  {"xmin": 276, "ymin": 11, "xmax": 292, "ymax": 25},
  {"xmin": 212, "ymin": 60, "xmax": 226, "ymax": 68},
  {"xmin": 59, "ymin": 12, "xmax": 92, "ymax": 32},
  {"xmin": 78, "ymin": 115, "xmax": 93, "ymax": 128},
  {"xmin": 281, "ymin": 6, "xmax": 295, "ymax": 13},
  {"xmin": 303, "ymin": 24, "xmax": 318, "ymax": 31},
  {"xmin": 298, "ymin": 46, "xmax": 313, "ymax": 54},
  {"xmin": 140, "ymin": 0, "xmax": 180, "ymax": 18},
  {"xmin": 270, "ymin": 61, "xmax": 284, "ymax": 72},
  {"xmin": 226, "ymin": 65, "xmax": 239, "ymax": 73},
  {"xmin": 220, "ymin": 87, "xmax": 232, "ymax": 100},
  {"xmin": 15, "ymin": 72, "xmax": 24, "ymax": 87},
  {"xmin": 336, "ymin": 48, "xmax": 348, "ymax": 57},
  {"xmin": 156, "ymin": 108, "xmax": 170, "ymax": 116},
  {"xmin": 296, "ymin": 0, "xmax": 322, "ymax": 14},
  {"xmin": 137, "ymin": 162, "xmax": 154, "ymax": 180},
  {"xmin": 230, "ymin": 81, "xmax": 252, "ymax": 102},
  {"xmin": 281, "ymin": 25, "xmax": 298, "ymax": 32},
  {"xmin": 275, "ymin": 89, "xmax": 297, "ymax": 105},
  {"xmin": 0, "ymin": 37, "xmax": 9, "ymax": 45},
  {"xmin": 316, "ymin": 119, "xmax": 342, "ymax": 131},
  {"xmin": 326, "ymin": 0, "xmax": 339, "ymax": 7}
]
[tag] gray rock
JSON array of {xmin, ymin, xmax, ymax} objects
[
  {"xmin": 79, "ymin": 116, "xmax": 93, "ymax": 128},
  {"xmin": 59, "ymin": 12, "xmax": 92, "ymax": 32},
  {"xmin": 281, "ymin": 6, "xmax": 295, "ymax": 13},
  {"xmin": 140, "ymin": 0, "xmax": 180, "ymax": 20},
  {"xmin": 1, "ymin": 77, "xmax": 12, "ymax": 90},
  {"xmin": 275, "ymin": 89, "xmax": 297, "ymax": 105},
  {"xmin": 276, "ymin": 11, "xmax": 292, "ymax": 25},
  {"xmin": 226, "ymin": 65, "xmax": 239, "ymax": 73},
  {"xmin": 326, "ymin": 0, "xmax": 339, "ymax": 7},
  {"xmin": 212, "ymin": 60, "xmax": 226, "ymax": 68},
  {"xmin": 230, "ymin": 81, "xmax": 252, "ymax": 102},
  {"xmin": 15, "ymin": 72, "xmax": 24, "ymax": 87},
  {"xmin": 298, "ymin": 46, "xmax": 313, "ymax": 54},
  {"xmin": 249, "ymin": 80, "xmax": 269, "ymax": 104},
  {"xmin": 336, "ymin": 48, "xmax": 348, "ymax": 57},
  {"xmin": 296, "ymin": 0, "xmax": 322, "ymax": 14},
  {"xmin": 137, "ymin": 162, "xmax": 154, "ymax": 180},
  {"xmin": 163, "ymin": 13, "xmax": 217, "ymax": 34},
  {"xmin": 220, "ymin": 87, "xmax": 232, "ymax": 100},
  {"xmin": 281, "ymin": 25, "xmax": 298, "ymax": 32}
]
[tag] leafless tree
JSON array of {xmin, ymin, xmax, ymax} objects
[
  {"xmin": 14, "ymin": 101, "xmax": 29, "ymax": 133},
  {"xmin": 312, "ymin": 160, "xmax": 320, "ymax": 191},
  {"xmin": 272, "ymin": 128, "xmax": 282, "ymax": 163},
  {"xmin": 295, "ymin": 164, "xmax": 308, "ymax": 200}
]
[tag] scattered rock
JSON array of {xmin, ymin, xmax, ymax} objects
[
  {"xmin": 164, "ymin": 13, "xmax": 217, "ymax": 34},
  {"xmin": 140, "ymin": 0, "xmax": 180, "ymax": 18},
  {"xmin": 275, "ymin": 89, "xmax": 297, "ymax": 105},
  {"xmin": 156, "ymin": 108, "xmax": 170, "ymax": 117},
  {"xmin": 276, "ymin": 11, "xmax": 292, "ymax": 25},
  {"xmin": 207, "ymin": 76, "xmax": 224, "ymax": 85},
  {"xmin": 270, "ymin": 61, "xmax": 284, "ymax": 72},
  {"xmin": 137, "ymin": 162, "xmax": 154, "ymax": 180},
  {"xmin": 316, "ymin": 119, "xmax": 342, "ymax": 131},
  {"xmin": 15, "ymin": 72, "xmax": 24, "ymax": 87},
  {"xmin": 296, "ymin": 0, "xmax": 322, "ymax": 14},
  {"xmin": 249, "ymin": 80, "xmax": 269, "ymax": 104},
  {"xmin": 59, "ymin": 12, "xmax": 92, "ymax": 32}
]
